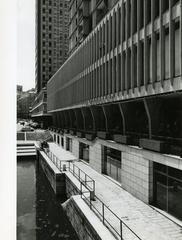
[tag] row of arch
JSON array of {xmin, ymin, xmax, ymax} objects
[{"xmin": 50, "ymin": 94, "xmax": 182, "ymax": 154}]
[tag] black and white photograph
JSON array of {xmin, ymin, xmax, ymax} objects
[{"xmin": 1, "ymin": 0, "xmax": 182, "ymax": 240}]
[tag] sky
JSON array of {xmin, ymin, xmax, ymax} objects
[{"xmin": 17, "ymin": 0, "xmax": 35, "ymax": 91}]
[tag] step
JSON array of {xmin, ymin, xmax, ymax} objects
[
  {"xmin": 16, "ymin": 149, "xmax": 36, "ymax": 153},
  {"xmin": 17, "ymin": 152, "xmax": 36, "ymax": 156},
  {"xmin": 17, "ymin": 146, "xmax": 35, "ymax": 150}
]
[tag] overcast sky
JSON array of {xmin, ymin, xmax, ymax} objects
[{"xmin": 17, "ymin": 0, "xmax": 35, "ymax": 91}]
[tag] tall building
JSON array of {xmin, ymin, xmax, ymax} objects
[
  {"xmin": 35, "ymin": 0, "xmax": 69, "ymax": 93},
  {"xmin": 31, "ymin": 0, "xmax": 69, "ymax": 127},
  {"xmin": 69, "ymin": 0, "xmax": 119, "ymax": 55},
  {"xmin": 47, "ymin": 0, "xmax": 182, "ymax": 222}
]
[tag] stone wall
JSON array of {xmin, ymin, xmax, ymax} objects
[
  {"xmin": 39, "ymin": 151, "xmax": 65, "ymax": 195},
  {"xmin": 62, "ymin": 196, "xmax": 115, "ymax": 240}
]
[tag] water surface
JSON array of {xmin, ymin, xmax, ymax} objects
[{"xmin": 17, "ymin": 158, "xmax": 78, "ymax": 240}]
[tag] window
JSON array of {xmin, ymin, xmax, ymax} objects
[
  {"xmin": 79, "ymin": 143, "xmax": 89, "ymax": 163},
  {"xmin": 57, "ymin": 135, "xmax": 60, "ymax": 145},
  {"xmin": 61, "ymin": 137, "xmax": 64, "ymax": 147},
  {"xmin": 66, "ymin": 138, "xmax": 72, "ymax": 151},
  {"xmin": 102, "ymin": 146, "xmax": 121, "ymax": 183},
  {"xmin": 153, "ymin": 162, "xmax": 182, "ymax": 221}
]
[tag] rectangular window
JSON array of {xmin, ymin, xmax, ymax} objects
[
  {"xmin": 79, "ymin": 143, "xmax": 89, "ymax": 163},
  {"xmin": 102, "ymin": 146, "xmax": 121, "ymax": 183},
  {"xmin": 153, "ymin": 162, "xmax": 182, "ymax": 221},
  {"xmin": 61, "ymin": 137, "xmax": 64, "ymax": 147},
  {"xmin": 66, "ymin": 137, "xmax": 72, "ymax": 151},
  {"xmin": 57, "ymin": 135, "xmax": 60, "ymax": 145}
]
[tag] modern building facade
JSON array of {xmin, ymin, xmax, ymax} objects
[
  {"xmin": 47, "ymin": 0, "xmax": 182, "ymax": 221},
  {"xmin": 69, "ymin": 0, "xmax": 119, "ymax": 55},
  {"xmin": 32, "ymin": 0, "xmax": 70, "ymax": 127}
]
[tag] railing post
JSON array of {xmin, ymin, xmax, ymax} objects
[
  {"xmin": 69, "ymin": 161, "xmax": 70, "ymax": 171},
  {"xmin": 79, "ymin": 169, "xmax": 80, "ymax": 181},
  {"xmin": 80, "ymin": 182, "xmax": 82, "ymax": 198},
  {"xmin": 120, "ymin": 220, "xmax": 123, "ymax": 240},
  {"xmin": 102, "ymin": 203, "xmax": 104, "ymax": 224},
  {"xmin": 90, "ymin": 193, "xmax": 91, "ymax": 209},
  {"xmin": 59, "ymin": 160, "xmax": 61, "ymax": 171},
  {"xmin": 85, "ymin": 174, "xmax": 87, "ymax": 184},
  {"xmin": 73, "ymin": 164, "xmax": 75, "ymax": 176}
]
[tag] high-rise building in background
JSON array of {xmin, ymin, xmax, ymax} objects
[
  {"xmin": 31, "ymin": 0, "xmax": 69, "ymax": 127},
  {"xmin": 48, "ymin": 0, "xmax": 182, "ymax": 222},
  {"xmin": 69, "ymin": 0, "xmax": 119, "ymax": 55},
  {"xmin": 35, "ymin": 0, "xmax": 69, "ymax": 93}
]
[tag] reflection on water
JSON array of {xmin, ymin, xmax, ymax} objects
[{"xmin": 17, "ymin": 158, "xmax": 78, "ymax": 240}]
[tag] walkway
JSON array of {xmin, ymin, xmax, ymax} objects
[
  {"xmin": 48, "ymin": 143, "xmax": 182, "ymax": 240},
  {"xmin": 74, "ymin": 161, "xmax": 182, "ymax": 240}
]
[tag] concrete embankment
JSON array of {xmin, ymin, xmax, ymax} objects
[{"xmin": 38, "ymin": 150, "xmax": 116, "ymax": 240}]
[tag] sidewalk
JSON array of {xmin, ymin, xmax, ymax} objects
[
  {"xmin": 49, "ymin": 143, "xmax": 182, "ymax": 240},
  {"xmin": 74, "ymin": 161, "xmax": 182, "ymax": 240}
]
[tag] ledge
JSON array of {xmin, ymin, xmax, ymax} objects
[
  {"xmin": 140, "ymin": 138, "xmax": 167, "ymax": 153},
  {"xmin": 97, "ymin": 131, "xmax": 110, "ymax": 140},
  {"xmin": 113, "ymin": 134, "xmax": 132, "ymax": 144}
]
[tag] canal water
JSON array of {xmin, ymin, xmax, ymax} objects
[{"xmin": 17, "ymin": 158, "xmax": 79, "ymax": 240}]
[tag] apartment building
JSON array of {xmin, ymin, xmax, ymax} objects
[
  {"xmin": 47, "ymin": 0, "xmax": 182, "ymax": 221},
  {"xmin": 31, "ymin": 0, "xmax": 69, "ymax": 127}
]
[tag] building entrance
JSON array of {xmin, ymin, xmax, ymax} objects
[
  {"xmin": 153, "ymin": 162, "xmax": 182, "ymax": 221},
  {"xmin": 102, "ymin": 146, "xmax": 121, "ymax": 183}
]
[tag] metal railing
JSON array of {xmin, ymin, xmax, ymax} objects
[
  {"xmin": 45, "ymin": 149, "xmax": 142, "ymax": 240},
  {"xmin": 81, "ymin": 189, "xmax": 142, "ymax": 240},
  {"xmin": 45, "ymin": 150, "xmax": 95, "ymax": 195}
]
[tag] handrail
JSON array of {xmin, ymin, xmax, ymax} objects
[
  {"xmin": 45, "ymin": 150, "xmax": 95, "ymax": 194},
  {"xmin": 44, "ymin": 149, "xmax": 142, "ymax": 240},
  {"xmin": 81, "ymin": 189, "xmax": 142, "ymax": 240}
]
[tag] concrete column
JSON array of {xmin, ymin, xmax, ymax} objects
[
  {"xmin": 120, "ymin": 2, "xmax": 124, "ymax": 93},
  {"xmin": 169, "ymin": 0, "xmax": 175, "ymax": 84},
  {"xmin": 137, "ymin": 0, "xmax": 141, "ymax": 88},
  {"xmin": 159, "ymin": 0, "xmax": 165, "ymax": 87},
  {"xmin": 131, "ymin": 0, "xmax": 134, "ymax": 92},
  {"xmin": 104, "ymin": 20, "xmax": 107, "ymax": 96},
  {"xmin": 151, "ymin": 0, "xmax": 157, "ymax": 85},
  {"xmin": 125, "ymin": 0, "xmax": 129, "ymax": 91},
  {"xmin": 144, "ymin": 0, "xmax": 149, "ymax": 88},
  {"xmin": 180, "ymin": 0, "xmax": 182, "ymax": 76}
]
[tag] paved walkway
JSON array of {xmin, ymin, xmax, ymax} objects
[{"xmin": 49, "ymin": 143, "xmax": 182, "ymax": 240}]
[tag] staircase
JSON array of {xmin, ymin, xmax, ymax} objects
[{"xmin": 17, "ymin": 143, "xmax": 36, "ymax": 157}]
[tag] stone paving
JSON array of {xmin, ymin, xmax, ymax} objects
[
  {"xmin": 74, "ymin": 161, "xmax": 182, "ymax": 240},
  {"xmin": 48, "ymin": 143, "xmax": 182, "ymax": 240}
]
